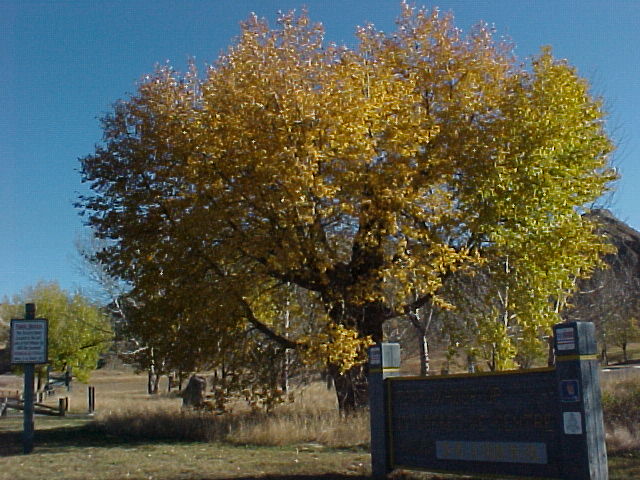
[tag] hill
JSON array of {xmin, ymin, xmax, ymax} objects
[{"xmin": 563, "ymin": 209, "xmax": 640, "ymax": 361}]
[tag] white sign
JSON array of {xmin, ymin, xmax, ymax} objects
[
  {"xmin": 10, "ymin": 319, "xmax": 49, "ymax": 364},
  {"xmin": 369, "ymin": 347, "xmax": 382, "ymax": 366},
  {"xmin": 436, "ymin": 440, "xmax": 548, "ymax": 465},
  {"xmin": 563, "ymin": 412, "xmax": 583, "ymax": 435},
  {"xmin": 556, "ymin": 327, "xmax": 576, "ymax": 351}
]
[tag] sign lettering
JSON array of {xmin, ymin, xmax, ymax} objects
[
  {"xmin": 555, "ymin": 327, "xmax": 576, "ymax": 351},
  {"xmin": 10, "ymin": 319, "xmax": 48, "ymax": 364}
]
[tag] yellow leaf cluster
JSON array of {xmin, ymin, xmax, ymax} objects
[{"xmin": 298, "ymin": 324, "xmax": 373, "ymax": 374}]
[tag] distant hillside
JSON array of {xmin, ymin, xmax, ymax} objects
[{"xmin": 563, "ymin": 209, "xmax": 640, "ymax": 325}]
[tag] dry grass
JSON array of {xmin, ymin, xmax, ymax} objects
[
  {"xmin": 92, "ymin": 380, "xmax": 369, "ymax": 449},
  {"xmin": 602, "ymin": 368, "xmax": 640, "ymax": 454},
  {"xmin": 231, "ymin": 409, "xmax": 369, "ymax": 449},
  {"xmin": 5, "ymin": 367, "xmax": 369, "ymax": 450}
]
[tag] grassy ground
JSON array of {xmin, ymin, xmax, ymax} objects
[
  {"xmin": 1, "ymin": 366, "xmax": 639, "ymax": 479},
  {"xmin": 1, "ymin": 370, "xmax": 375, "ymax": 480},
  {"xmin": 2, "ymin": 416, "xmax": 638, "ymax": 480},
  {"xmin": 0, "ymin": 419, "xmax": 371, "ymax": 480}
]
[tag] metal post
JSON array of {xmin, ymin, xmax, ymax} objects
[{"xmin": 23, "ymin": 303, "xmax": 36, "ymax": 454}]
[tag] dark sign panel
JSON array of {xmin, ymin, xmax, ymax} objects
[{"xmin": 387, "ymin": 368, "xmax": 562, "ymax": 478}]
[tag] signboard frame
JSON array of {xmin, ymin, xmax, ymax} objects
[
  {"xmin": 368, "ymin": 322, "xmax": 608, "ymax": 480},
  {"xmin": 10, "ymin": 318, "xmax": 49, "ymax": 365}
]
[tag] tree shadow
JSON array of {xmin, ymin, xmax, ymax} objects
[
  {"xmin": 0, "ymin": 424, "xmax": 189, "ymax": 456},
  {"xmin": 204, "ymin": 477, "xmax": 371, "ymax": 480}
]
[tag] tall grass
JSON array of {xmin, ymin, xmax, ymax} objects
[
  {"xmin": 93, "ymin": 382, "xmax": 369, "ymax": 448},
  {"xmin": 602, "ymin": 369, "xmax": 640, "ymax": 454}
]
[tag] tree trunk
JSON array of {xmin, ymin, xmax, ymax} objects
[
  {"xmin": 148, "ymin": 368, "xmax": 158, "ymax": 394},
  {"xmin": 282, "ymin": 289, "xmax": 291, "ymax": 393},
  {"xmin": 147, "ymin": 348, "xmax": 161, "ymax": 394},
  {"xmin": 467, "ymin": 352, "xmax": 476, "ymax": 373},
  {"xmin": 281, "ymin": 349, "xmax": 292, "ymax": 393},
  {"xmin": 408, "ymin": 306, "xmax": 434, "ymax": 377},
  {"xmin": 547, "ymin": 335, "xmax": 555, "ymax": 366},
  {"xmin": 419, "ymin": 332, "xmax": 430, "ymax": 376},
  {"xmin": 324, "ymin": 298, "xmax": 385, "ymax": 413},
  {"xmin": 329, "ymin": 363, "xmax": 369, "ymax": 413},
  {"xmin": 326, "ymin": 372, "xmax": 333, "ymax": 390}
]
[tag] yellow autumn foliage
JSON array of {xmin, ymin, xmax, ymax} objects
[{"xmin": 79, "ymin": 3, "xmax": 616, "ymax": 400}]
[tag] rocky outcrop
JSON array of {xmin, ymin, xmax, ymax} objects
[
  {"xmin": 588, "ymin": 209, "xmax": 640, "ymax": 276},
  {"xmin": 563, "ymin": 209, "xmax": 640, "ymax": 324}
]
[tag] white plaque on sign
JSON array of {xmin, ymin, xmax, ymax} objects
[
  {"xmin": 10, "ymin": 319, "xmax": 49, "ymax": 364},
  {"xmin": 369, "ymin": 347, "xmax": 382, "ymax": 366},
  {"xmin": 556, "ymin": 328, "xmax": 576, "ymax": 351},
  {"xmin": 563, "ymin": 412, "xmax": 583, "ymax": 435},
  {"xmin": 436, "ymin": 440, "xmax": 548, "ymax": 465}
]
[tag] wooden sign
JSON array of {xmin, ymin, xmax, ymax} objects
[{"xmin": 369, "ymin": 322, "xmax": 608, "ymax": 480}]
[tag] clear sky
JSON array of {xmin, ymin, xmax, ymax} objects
[{"xmin": 2, "ymin": 0, "xmax": 639, "ymax": 300}]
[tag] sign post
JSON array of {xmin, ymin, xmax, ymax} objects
[
  {"xmin": 10, "ymin": 303, "xmax": 48, "ymax": 454},
  {"xmin": 368, "ymin": 343, "xmax": 401, "ymax": 478},
  {"xmin": 553, "ymin": 322, "xmax": 608, "ymax": 480}
]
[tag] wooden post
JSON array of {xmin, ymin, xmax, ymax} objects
[
  {"xmin": 88, "ymin": 386, "xmax": 95, "ymax": 414},
  {"xmin": 23, "ymin": 303, "xmax": 36, "ymax": 454},
  {"xmin": 553, "ymin": 322, "xmax": 608, "ymax": 480},
  {"xmin": 368, "ymin": 343, "xmax": 401, "ymax": 479}
]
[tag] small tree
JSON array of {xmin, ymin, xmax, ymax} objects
[
  {"xmin": 610, "ymin": 317, "xmax": 640, "ymax": 363},
  {"xmin": 1, "ymin": 282, "xmax": 113, "ymax": 382}
]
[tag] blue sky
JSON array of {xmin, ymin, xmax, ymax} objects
[{"xmin": 2, "ymin": 1, "xmax": 639, "ymax": 300}]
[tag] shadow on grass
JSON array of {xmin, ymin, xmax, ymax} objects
[
  {"xmin": 190, "ymin": 476, "xmax": 457, "ymax": 480},
  {"xmin": 204, "ymin": 477, "xmax": 371, "ymax": 480},
  {"xmin": 216, "ymin": 477, "xmax": 462, "ymax": 480},
  {"xmin": 0, "ymin": 423, "xmax": 177, "ymax": 456}
]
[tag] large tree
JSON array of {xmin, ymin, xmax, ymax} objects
[{"xmin": 78, "ymin": 4, "xmax": 616, "ymax": 410}]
